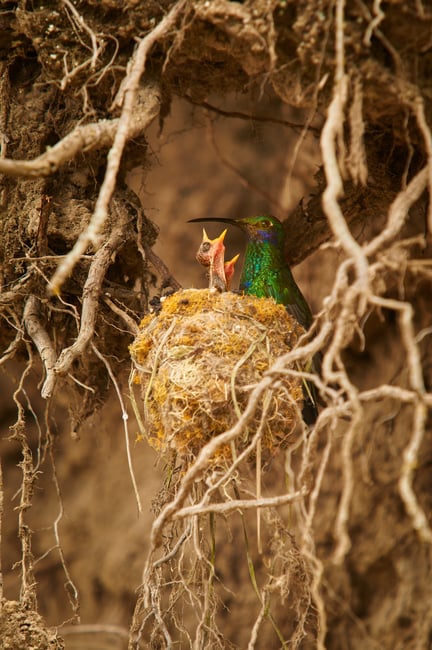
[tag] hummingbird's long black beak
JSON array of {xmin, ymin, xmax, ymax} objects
[{"xmin": 188, "ymin": 217, "xmax": 245, "ymax": 230}]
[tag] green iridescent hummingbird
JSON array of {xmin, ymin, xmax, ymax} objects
[{"xmin": 189, "ymin": 215, "xmax": 319, "ymax": 423}]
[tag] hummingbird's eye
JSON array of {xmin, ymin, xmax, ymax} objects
[
  {"xmin": 200, "ymin": 242, "xmax": 211, "ymax": 252},
  {"xmin": 260, "ymin": 218, "xmax": 273, "ymax": 228}
]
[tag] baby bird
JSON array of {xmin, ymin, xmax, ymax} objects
[
  {"xmin": 196, "ymin": 228, "xmax": 239, "ymax": 292},
  {"xmin": 223, "ymin": 254, "xmax": 240, "ymax": 290}
]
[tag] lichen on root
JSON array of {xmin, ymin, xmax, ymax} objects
[{"xmin": 130, "ymin": 288, "xmax": 305, "ymax": 465}]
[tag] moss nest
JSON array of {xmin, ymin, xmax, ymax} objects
[{"xmin": 130, "ymin": 289, "xmax": 305, "ymax": 465}]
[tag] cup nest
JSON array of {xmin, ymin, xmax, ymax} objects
[{"xmin": 130, "ymin": 289, "xmax": 305, "ymax": 465}]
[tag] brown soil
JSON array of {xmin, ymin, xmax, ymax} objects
[{"xmin": 1, "ymin": 1, "xmax": 432, "ymax": 649}]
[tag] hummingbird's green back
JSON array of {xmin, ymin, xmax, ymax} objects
[{"xmin": 237, "ymin": 216, "xmax": 313, "ymax": 330}]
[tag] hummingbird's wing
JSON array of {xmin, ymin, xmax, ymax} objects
[
  {"xmin": 283, "ymin": 298, "xmax": 311, "ymax": 332},
  {"xmin": 262, "ymin": 268, "xmax": 313, "ymax": 331},
  {"xmin": 265, "ymin": 270, "xmax": 320, "ymax": 423}
]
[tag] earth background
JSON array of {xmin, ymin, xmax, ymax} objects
[{"xmin": 1, "ymin": 1, "xmax": 432, "ymax": 648}]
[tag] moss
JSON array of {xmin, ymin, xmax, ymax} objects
[{"xmin": 130, "ymin": 289, "xmax": 306, "ymax": 466}]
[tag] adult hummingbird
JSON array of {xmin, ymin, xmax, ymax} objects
[{"xmin": 189, "ymin": 215, "xmax": 318, "ymax": 423}]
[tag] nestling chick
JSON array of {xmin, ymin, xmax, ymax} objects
[
  {"xmin": 196, "ymin": 228, "xmax": 228, "ymax": 292},
  {"xmin": 223, "ymin": 254, "xmax": 240, "ymax": 290}
]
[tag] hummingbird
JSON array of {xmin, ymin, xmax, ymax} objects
[
  {"xmin": 189, "ymin": 215, "xmax": 319, "ymax": 423},
  {"xmin": 196, "ymin": 228, "xmax": 239, "ymax": 292}
]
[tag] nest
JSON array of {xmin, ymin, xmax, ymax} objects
[{"xmin": 130, "ymin": 289, "xmax": 305, "ymax": 465}]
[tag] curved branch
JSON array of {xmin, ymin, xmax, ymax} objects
[
  {"xmin": 23, "ymin": 295, "xmax": 57, "ymax": 386},
  {"xmin": 50, "ymin": 0, "xmax": 187, "ymax": 293},
  {"xmin": 0, "ymin": 272, "xmax": 32, "ymax": 305},
  {"xmin": 42, "ymin": 212, "xmax": 129, "ymax": 398},
  {"xmin": 173, "ymin": 490, "xmax": 304, "ymax": 519},
  {"xmin": 320, "ymin": 0, "xmax": 369, "ymax": 293},
  {"xmin": 0, "ymin": 81, "xmax": 161, "ymax": 179},
  {"xmin": 364, "ymin": 166, "xmax": 428, "ymax": 257}
]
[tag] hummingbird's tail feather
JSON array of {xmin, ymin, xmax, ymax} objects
[
  {"xmin": 297, "ymin": 351, "xmax": 322, "ymax": 425},
  {"xmin": 302, "ymin": 398, "xmax": 318, "ymax": 426}
]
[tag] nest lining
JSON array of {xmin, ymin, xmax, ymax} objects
[{"xmin": 130, "ymin": 289, "xmax": 305, "ymax": 464}]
